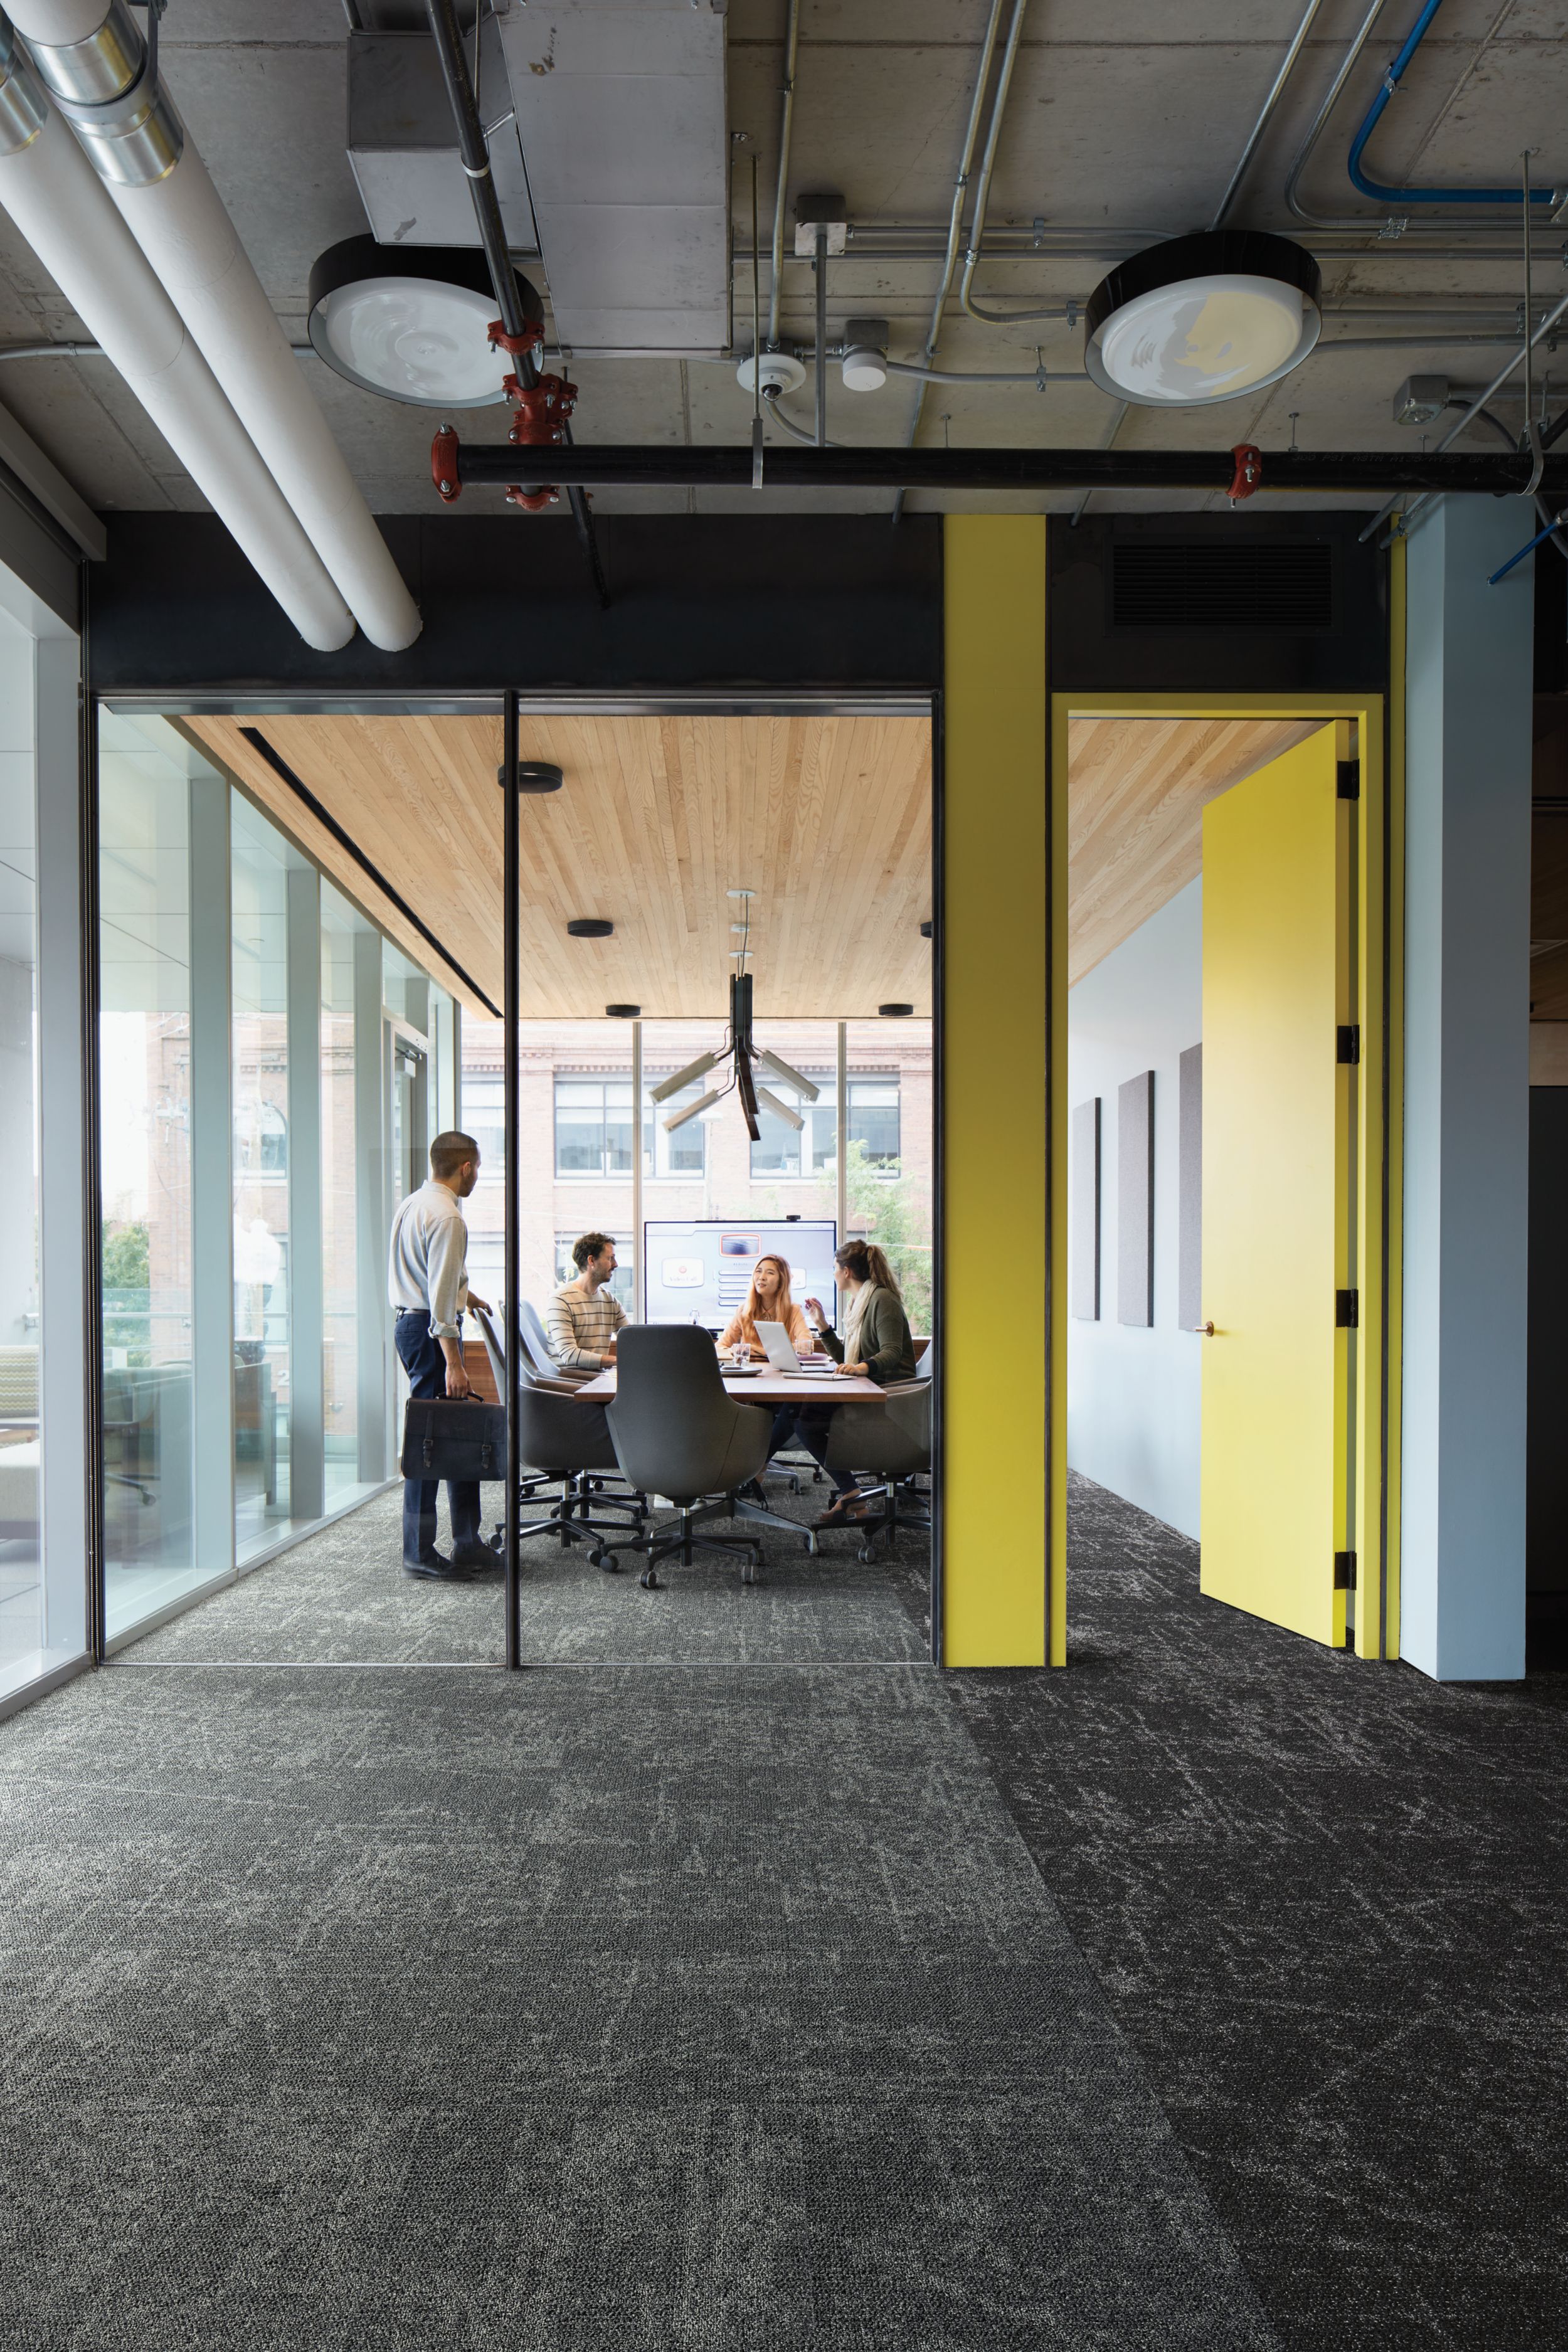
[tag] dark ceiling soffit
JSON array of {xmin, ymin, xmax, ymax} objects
[
  {"xmin": 103, "ymin": 691, "xmax": 931, "ymax": 718},
  {"xmin": 236, "ymin": 724, "xmax": 501, "ymax": 1019}
]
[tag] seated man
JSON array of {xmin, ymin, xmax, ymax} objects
[{"xmin": 548, "ymin": 1231, "xmax": 627, "ymax": 1372}]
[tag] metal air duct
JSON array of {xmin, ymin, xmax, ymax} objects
[
  {"xmin": 9, "ymin": 0, "xmax": 421, "ymax": 652},
  {"xmin": 0, "ymin": 21, "xmax": 354, "ymax": 649}
]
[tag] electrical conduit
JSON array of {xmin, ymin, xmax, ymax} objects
[
  {"xmin": 1346, "ymin": 0, "xmax": 1557, "ymax": 208},
  {"xmin": 10, "ymin": 0, "xmax": 420, "ymax": 651},
  {"xmin": 0, "ymin": 21, "xmax": 353, "ymax": 648}
]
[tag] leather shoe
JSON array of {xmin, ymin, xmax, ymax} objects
[
  {"xmin": 404, "ymin": 1551, "xmax": 475, "ymax": 1582},
  {"xmin": 450, "ymin": 1542, "xmax": 502, "ymax": 1571}
]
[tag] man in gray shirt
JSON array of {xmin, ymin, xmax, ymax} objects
[{"xmin": 388, "ymin": 1131, "xmax": 495, "ymax": 1579}]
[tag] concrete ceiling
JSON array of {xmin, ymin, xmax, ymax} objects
[{"xmin": 1, "ymin": 1, "xmax": 1565, "ymax": 527}]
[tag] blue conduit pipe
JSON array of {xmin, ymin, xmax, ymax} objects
[
  {"xmin": 1488, "ymin": 509, "xmax": 1568, "ymax": 586},
  {"xmin": 1347, "ymin": 0, "xmax": 1557, "ymax": 207}
]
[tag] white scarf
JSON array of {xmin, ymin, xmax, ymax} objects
[{"xmin": 844, "ymin": 1283, "xmax": 874, "ymax": 1366}]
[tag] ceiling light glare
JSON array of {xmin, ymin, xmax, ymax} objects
[
  {"xmin": 650, "ymin": 1050, "xmax": 721, "ymax": 1104},
  {"xmin": 756, "ymin": 1084, "xmax": 805, "ymax": 1132},
  {"xmin": 1083, "ymin": 230, "xmax": 1321, "ymax": 409},
  {"xmin": 664, "ymin": 1086, "xmax": 722, "ymax": 1133},
  {"xmin": 307, "ymin": 236, "xmax": 543, "ymax": 410}
]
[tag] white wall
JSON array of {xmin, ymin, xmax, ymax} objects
[{"xmin": 1067, "ymin": 878, "xmax": 1202, "ymax": 1537}]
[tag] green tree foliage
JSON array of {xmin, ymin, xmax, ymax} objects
[
  {"xmin": 840, "ymin": 1139, "xmax": 933, "ymax": 1334},
  {"xmin": 102, "ymin": 1221, "xmax": 151, "ymax": 1292},
  {"xmin": 102, "ymin": 1219, "xmax": 151, "ymax": 1364}
]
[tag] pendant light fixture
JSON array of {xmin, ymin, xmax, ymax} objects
[
  {"xmin": 307, "ymin": 235, "xmax": 543, "ymax": 409},
  {"xmin": 1083, "ymin": 230, "xmax": 1322, "ymax": 408}
]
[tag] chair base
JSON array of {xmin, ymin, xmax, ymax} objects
[
  {"xmin": 818, "ymin": 1476, "xmax": 932, "ymax": 1564},
  {"xmin": 511, "ymin": 1470, "xmax": 647, "ymax": 1567},
  {"xmin": 601, "ymin": 1496, "xmax": 764, "ymax": 1589}
]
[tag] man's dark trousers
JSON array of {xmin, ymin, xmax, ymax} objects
[{"xmin": 395, "ymin": 1308, "xmax": 481, "ymax": 1564}]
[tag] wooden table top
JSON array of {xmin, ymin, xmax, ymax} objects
[{"xmin": 575, "ymin": 1364, "xmax": 873, "ymax": 1407}]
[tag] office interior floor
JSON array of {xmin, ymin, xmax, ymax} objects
[{"xmin": 1, "ymin": 1477, "xmax": 1562, "ymax": 2350}]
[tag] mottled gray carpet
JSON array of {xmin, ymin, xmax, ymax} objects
[
  {"xmin": 955, "ymin": 1473, "xmax": 1568, "ymax": 2352},
  {"xmin": 0, "ymin": 1656, "xmax": 1277, "ymax": 2352},
  {"xmin": 127, "ymin": 1480, "xmax": 932, "ymax": 1666}
]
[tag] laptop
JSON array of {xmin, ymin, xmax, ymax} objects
[{"xmin": 755, "ymin": 1320, "xmax": 834, "ymax": 1376}]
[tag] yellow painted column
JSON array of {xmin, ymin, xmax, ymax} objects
[{"xmin": 941, "ymin": 516, "xmax": 1053, "ymax": 1665}]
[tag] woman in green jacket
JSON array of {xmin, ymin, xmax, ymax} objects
[{"xmin": 797, "ymin": 1239, "xmax": 918, "ymax": 1528}]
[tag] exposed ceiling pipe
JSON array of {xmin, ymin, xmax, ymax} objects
[
  {"xmin": 765, "ymin": 0, "xmax": 800, "ymax": 350},
  {"xmin": 0, "ymin": 21, "xmax": 354, "ymax": 649},
  {"xmin": 442, "ymin": 438, "xmax": 1568, "ymax": 497},
  {"xmin": 893, "ymin": 0, "xmax": 1010, "ymax": 522},
  {"xmin": 8, "ymin": 0, "xmax": 420, "ymax": 652},
  {"xmin": 1208, "ymin": 0, "xmax": 1326, "ymax": 231}
]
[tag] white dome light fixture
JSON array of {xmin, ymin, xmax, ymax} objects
[
  {"xmin": 1083, "ymin": 230, "xmax": 1322, "ymax": 409},
  {"xmin": 307, "ymin": 237, "xmax": 543, "ymax": 410}
]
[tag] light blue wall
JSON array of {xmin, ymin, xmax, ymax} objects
[
  {"xmin": 1067, "ymin": 878, "xmax": 1202, "ymax": 1537},
  {"xmin": 1402, "ymin": 497, "xmax": 1533, "ymax": 1681}
]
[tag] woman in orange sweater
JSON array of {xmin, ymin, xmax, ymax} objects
[{"xmin": 717, "ymin": 1252, "xmax": 813, "ymax": 1360}]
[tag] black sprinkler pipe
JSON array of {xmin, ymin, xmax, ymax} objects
[
  {"xmin": 423, "ymin": 0, "xmax": 610, "ymax": 608},
  {"xmin": 438, "ymin": 440, "xmax": 1568, "ymax": 499}
]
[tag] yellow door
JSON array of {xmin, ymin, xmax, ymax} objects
[{"xmin": 1200, "ymin": 724, "xmax": 1353, "ymax": 1647}]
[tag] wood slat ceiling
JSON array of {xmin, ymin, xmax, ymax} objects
[
  {"xmin": 189, "ymin": 712, "xmax": 932, "ymax": 1022},
  {"xmin": 1067, "ymin": 714, "xmax": 1327, "ymax": 986}
]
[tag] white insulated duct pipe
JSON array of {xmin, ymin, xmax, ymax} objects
[
  {"xmin": 0, "ymin": 25, "xmax": 353, "ymax": 648},
  {"xmin": 10, "ymin": 0, "xmax": 421, "ymax": 652}
]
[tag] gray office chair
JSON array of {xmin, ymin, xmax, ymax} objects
[
  {"xmin": 521, "ymin": 1298, "xmax": 590, "ymax": 1384},
  {"xmin": 605, "ymin": 1325, "xmax": 772, "ymax": 1589},
  {"xmin": 818, "ymin": 1379, "xmax": 933, "ymax": 1564},
  {"xmin": 472, "ymin": 1306, "xmax": 644, "ymax": 1563}
]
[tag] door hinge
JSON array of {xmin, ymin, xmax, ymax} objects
[
  {"xmin": 1335, "ymin": 1288, "xmax": 1359, "ymax": 1327},
  {"xmin": 1337, "ymin": 1024, "xmax": 1360, "ymax": 1064},
  {"xmin": 1334, "ymin": 1550, "xmax": 1357, "ymax": 1590},
  {"xmin": 1337, "ymin": 760, "xmax": 1360, "ymax": 800}
]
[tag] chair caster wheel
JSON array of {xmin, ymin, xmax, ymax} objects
[
  {"xmin": 639, "ymin": 1567, "xmax": 659, "ymax": 1590},
  {"xmin": 598, "ymin": 1552, "xmax": 619, "ymax": 1574},
  {"xmin": 804, "ymin": 1533, "xmax": 818, "ymax": 1555},
  {"xmin": 857, "ymin": 1543, "xmax": 876, "ymax": 1565}
]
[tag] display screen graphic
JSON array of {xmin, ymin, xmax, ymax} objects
[{"xmin": 642, "ymin": 1219, "xmax": 838, "ymax": 1329}]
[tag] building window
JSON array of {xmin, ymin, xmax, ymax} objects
[
  {"xmin": 849, "ymin": 1077, "xmax": 900, "ymax": 1168},
  {"xmin": 464, "ymin": 1071, "xmax": 504, "ymax": 1179},
  {"xmin": 644, "ymin": 1078, "xmax": 707, "ymax": 1179},
  {"xmin": 553, "ymin": 1231, "xmax": 635, "ymax": 1313},
  {"xmin": 554, "ymin": 1076, "xmax": 634, "ymax": 1178}
]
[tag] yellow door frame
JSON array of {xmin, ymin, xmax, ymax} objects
[{"xmin": 1049, "ymin": 685, "xmax": 1403, "ymax": 1664}]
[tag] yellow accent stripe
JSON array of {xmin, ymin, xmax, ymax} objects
[{"xmin": 941, "ymin": 518, "xmax": 1048, "ymax": 1667}]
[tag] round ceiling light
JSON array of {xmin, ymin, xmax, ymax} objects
[
  {"xmin": 307, "ymin": 236, "xmax": 543, "ymax": 410},
  {"xmin": 567, "ymin": 918, "xmax": 614, "ymax": 938},
  {"xmin": 1083, "ymin": 230, "xmax": 1321, "ymax": 408},
  {"xmin": 878, "ymin": 1002, "xmax": 914, "ymax": 1019},
  {"xmin": 605, "ymin": 1004, "xmax": 640, "ymax": 1019}
]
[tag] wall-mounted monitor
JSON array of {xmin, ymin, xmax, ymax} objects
[{"xmin": 642, "ymin": 1219, "xmax": 838, "ymax": 1330}]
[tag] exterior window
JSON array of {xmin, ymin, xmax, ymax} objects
[
  {"xmin": 750, "ymin": 1072, "xmax": 834, "ymax": 1180},
  {"xmin": 464, "ymin": 1071, "xmax": 504, "ymax": 1179},
  {"xmin": 554, "ymin": 1076, "xmax": 633, "ymax": 1177},
  {"xmin": 849, "ymin": 1078, "xmax": 900, "ymax": 1168},
  {"xmin": 644, "ymin": 1079, "xmax": 707, "ymax": 1178}
]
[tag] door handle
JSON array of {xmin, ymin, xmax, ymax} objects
[{"xmin": 1193, "ymin": 1321, "xmax": 1215, "ymax": 1336}]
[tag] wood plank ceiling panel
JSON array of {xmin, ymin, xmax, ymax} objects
[
  {"xmin": 188, "ymin": 712, "xmax": 933, "ymax": 1022},
  {"xmin": 1067, "ymin": 714, "xmax": 1325, "ymax": 986}
]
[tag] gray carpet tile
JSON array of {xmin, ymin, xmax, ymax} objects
[
  {"xmin": 0, "ymin": 1659, "xmax": 1278, "ymax": 2351},
  {"xmin": 127, "ymin": 1481, "xmax": 931, "ymax": 1666},
  {"xmin": 951, "ymin": 1473, "xmax": 1568, "ymax": 2352}
]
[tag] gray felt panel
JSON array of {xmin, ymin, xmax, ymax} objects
[{"xmin": 1118, "ymin": 1069, "xmax": 1155, "ymax": 1327}]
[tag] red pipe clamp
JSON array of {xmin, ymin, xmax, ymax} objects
[{"xmin": 1227, "ymin": 443, "xmax": 1263, "ymax": 504}]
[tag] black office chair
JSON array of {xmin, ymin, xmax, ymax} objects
[
  {"xmin": 605, "ymin": 1325, "xmax": 771, "ymax": 1589},
  {"xmin": 818, "ymin": 1379, "xmax": 933, "ymax": 1564},
  {"xmin": 472, "ymin": 1306, "xmax": 644, "ymax": 1564}
]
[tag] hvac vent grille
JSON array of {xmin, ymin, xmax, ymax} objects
[{"xmin": 1111, "ymin": 541, "xmax": 1334, "ymax": 630}]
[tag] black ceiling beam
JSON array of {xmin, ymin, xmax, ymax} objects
[{"xmin": 443, "ymin": 441, "xmax": 1568, "ymax": 499}]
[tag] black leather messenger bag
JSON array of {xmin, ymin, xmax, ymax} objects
[{"xmin": 400, "ymin": 1397, "xmax": 506, "ymax": 1482}]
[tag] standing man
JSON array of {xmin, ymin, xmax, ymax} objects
[
  {"xmin": 388, "ymin": 1130, "xmax": 497, "ymax": 1581},
  {"xmin": 548, "ymin": 1231, "xmax": 627, "ymax": 1370}
]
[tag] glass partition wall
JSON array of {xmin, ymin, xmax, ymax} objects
[{"xmin": 97, "ymin": 717, "xmax": 452, "ymax": 1648}]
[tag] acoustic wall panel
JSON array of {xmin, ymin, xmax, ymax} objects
[
  {"xmin": 1071, "ymin": 1097, "xmax": 1101, "ymax": 1319},
  {"xmin": 1118, "ymin": 1069, "xmax": 1155, "ymax": 1327},
  {"xmin": 1179, "ymin": 1042, "xmax": 1202, "ymax": 1332}
]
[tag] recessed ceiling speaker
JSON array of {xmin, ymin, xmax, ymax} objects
[
  {"xmin": 879, "ymin": 1002, "xmax": 914, "ymax": 1018},
  {"xmin": 307, "ymin": 236, "xmax": 543, "ymax": 409},
  {"xmin": 919, "ymin": 919, "xmax": 933, "ymax": 938},
  {"xmin": 496, "ymin": 761, "xmax": 564, "ymax": 793},
  {"xmin": 567, "ymin": 918, "xmax": 613, "ymax": 938},
  {"xmin": 605, "ymin": 1004, "xmax": 640, "ymax": 1019},
  {"xmin": 1083, "ymin": 230, "xmax": 1322, "ymax": 408}
]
